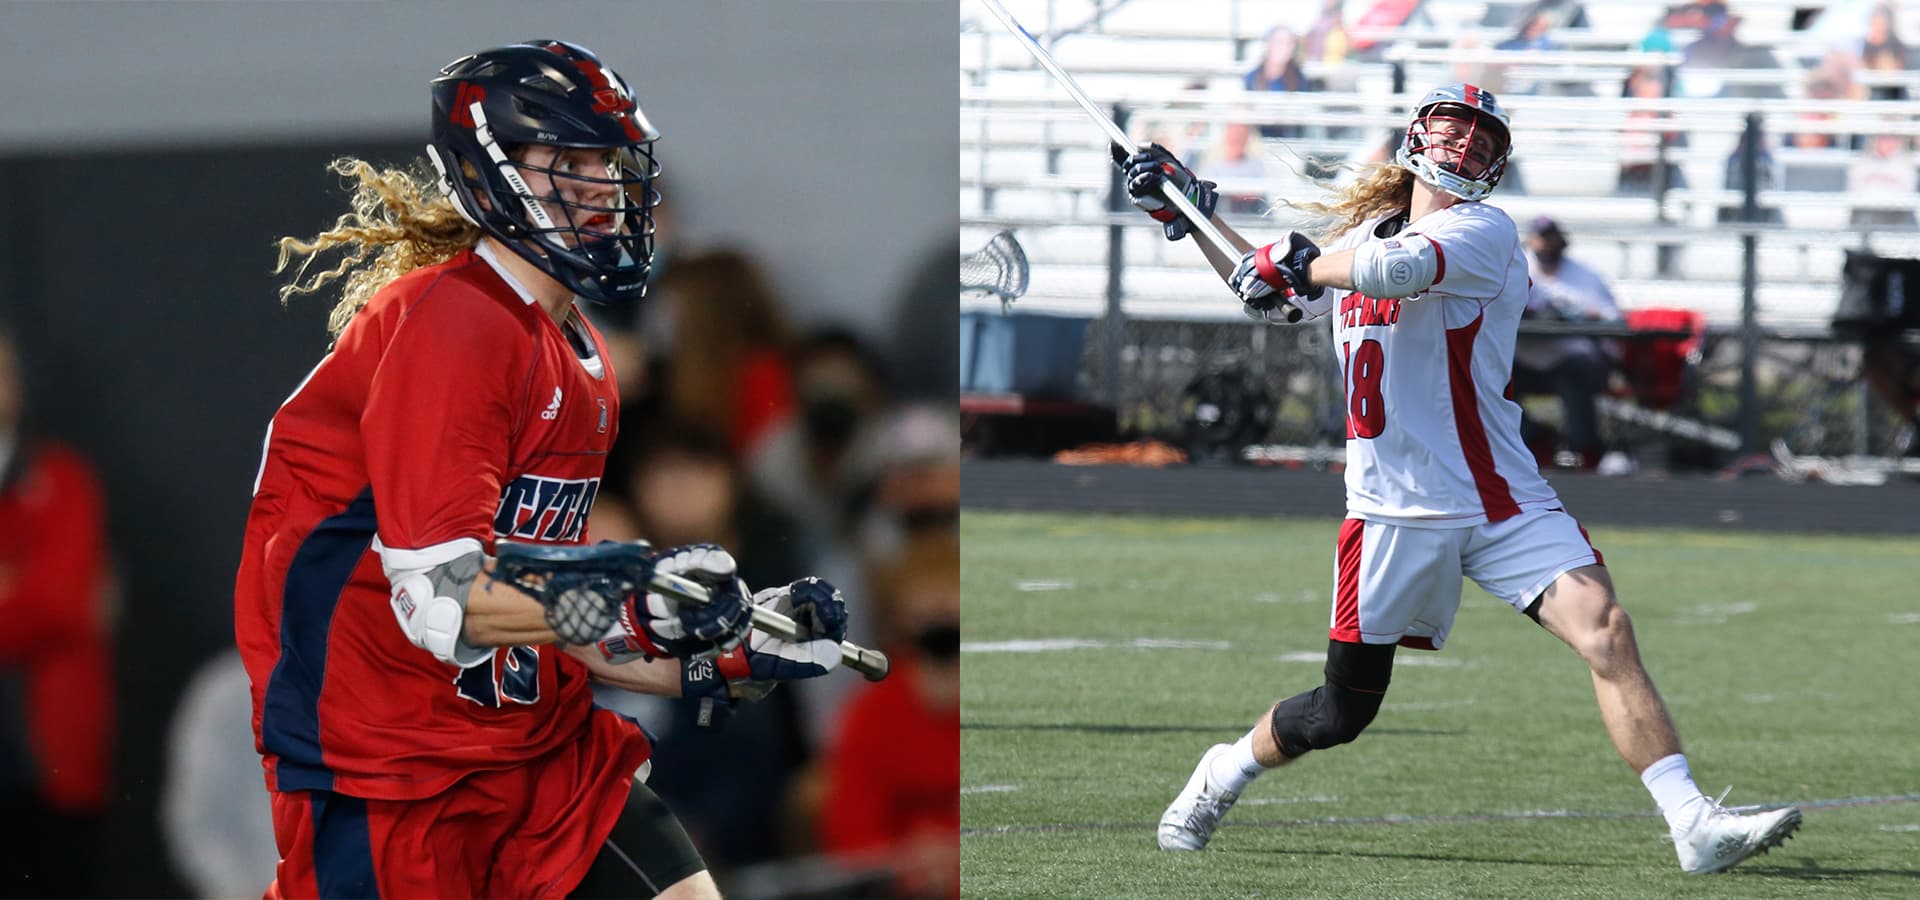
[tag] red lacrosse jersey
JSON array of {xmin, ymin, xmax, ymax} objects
[{"xmin": 235, "ymin": 244, "xmax": 635, "ymax": 801}]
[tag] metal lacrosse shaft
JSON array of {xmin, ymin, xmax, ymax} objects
[
  {"xmin": 975, "ymin": 0, "xmax": 1240, "ymax": 258},
  {"xmin": 976, "ymin": 0, "xmax": 1302, "ymax": 322},
  {"xmin": 648, "ymin": 570, "xmax": 891, "ymax": 681}
]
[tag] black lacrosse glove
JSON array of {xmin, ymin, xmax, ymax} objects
[{"xmin": 1111, "ymin": 142, "xmax": 1219, "ymax": 241}]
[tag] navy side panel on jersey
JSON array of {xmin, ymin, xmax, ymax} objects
[{"xmin": 261, "ymin": 488, "xmax": 377, "ymax": 792}]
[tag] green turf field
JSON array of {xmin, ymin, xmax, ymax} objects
[{"xmin": 961, "ymin": 511, "xmax": 1920, "ymax": 899}]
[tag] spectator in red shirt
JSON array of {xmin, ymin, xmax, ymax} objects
[
  {"xmin": 819, "ymin": 530, "xmax": 959, "ymax": 898},
  {"xmin": 0, "ymin": 323, "xmax": 115, "ymax": 897}
]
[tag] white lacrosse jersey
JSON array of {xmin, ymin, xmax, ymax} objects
[{"xmin": 1311, "ymin": 201, "xmax": 1560, "ymax": 527}]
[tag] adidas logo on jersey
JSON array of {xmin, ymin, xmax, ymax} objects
[{"xmin": 541, "ymin": 387, "xmax": 562, "ymax": 420}]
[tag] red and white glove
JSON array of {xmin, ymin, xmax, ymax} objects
[{"xmin": 594, "ymin": 544, "xmax": 751, "ymax": 663}]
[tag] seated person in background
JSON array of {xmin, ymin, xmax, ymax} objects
[
  {"xmin": 1199, "ymin": 122, "xmax": 1269, "ymax": 214},
  {"xmin": 1617, "ymin": 65, "xmax": 1689, "ymax": 196},
  {"xmin": 1861, "ymin": 2, "xmax": 1912, "ymax": 100},
  {"xmin": 1847, "ymin": 129, "xmax": 1919, "ymax": 227},
  {"xmin": 818, "ymin": 531, "xmax": 959, "ymax": 899},
  {"xmin": 1514, "ymin": 217, "xmax": 1624, "ymax": 470},
  {"xmin": 1244, "ymin": 26, "xmax": 1319, "ymax": 138}
]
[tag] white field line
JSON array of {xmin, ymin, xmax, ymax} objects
[
  {"xmin": 961, "ymin": 793, "xmax": 1920, "ymax": 836},
  {"xmin": 962, "ymin": 784, "xmax": 1019, "ymax": 795},
  {"xmin": 963, "ymin": 638, "xmax": 1233, "ymax": 652}
]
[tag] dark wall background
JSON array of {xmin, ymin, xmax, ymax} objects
[{"xmin": 3, "ymin": 141, "xmax": 419, "ymax": 895}]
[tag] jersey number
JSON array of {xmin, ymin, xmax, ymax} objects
[
  {"xmin": 1342, "ymin": 338, "xmax": 1387, "ymax": 439},
  {"xmin": 455, "ymin": 646, "xmax": 541, "ymax": 707}
]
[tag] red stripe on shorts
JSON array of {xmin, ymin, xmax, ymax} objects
[
  {"xmin": 1576, "ymin": 522, "xmax": 1606, "ymax": 567},
  {"xmin": 1332, "ymin": 518, "xmax": 1365, "ymax": 642}
]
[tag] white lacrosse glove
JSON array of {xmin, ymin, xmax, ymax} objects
[{"xmin": 594, "ymin": 543, "xmax": 751, "ymax": 663}]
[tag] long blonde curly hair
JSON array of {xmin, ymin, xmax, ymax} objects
[
  {"xmin": 274, "ymin": 158, "xmax": 482, "ymax": 337},
  {"xmin": 1290, "ymin": 162, "xmax": 1415, "ymax": 241}
]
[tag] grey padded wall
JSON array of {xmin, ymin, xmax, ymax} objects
[{"xmin": 2, "ymin": 0, "xmax": 959, "ymax": 337}]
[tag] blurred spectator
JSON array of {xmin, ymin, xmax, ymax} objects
[
  {"xmin": 1133, "ymin": 77, "xmax": 1211, "ymax": 163},
  {"xmin": 1675, "ymin": 3, "xmax": 1782, "ymax": 98},
  {"xmin": 817, "ymin": 530, "xmax": 959, "ymax": 900},
  {"xmin": 0, "ymin": 324, "xmax": 114, "ymax": 897},
  {"xmin": 1847, "ymin": 128, "xmax": 1919, "ymax": 226},
  {"xmin": 1787, "ymin": 55, "xmax": 1863, "ymax": 151},
  {"xmin": 657, "ymin": 248, "xmax": 798, "ymax": 463},
  {"xmin": 1304, "ymin": 0, "xmax": 1351, "ymax": 66},
  {"xmin": 1199, "ymin": 122, "xmax": 1270, "ymax": 214},
  {"xmin": 1515, "ymin": 217, "xmax": 1624, "ymax": 470},
  {"xmin": 1244, "ymin": 26, "xmax": 1319, "ymax": 138},
  {"xmin": 1498, "ymin": 10, "xmax": 1561, "ymax": 51},
  {"xmin": 1617, "ymin": 66, "xmax": 1690, "ymax": 196},
  {"xmin": 750, "ymin": 328, "xmax": 893, "ymax": 570},
  {"xmin": 1861, "ymin": 2, "xmax": 1912, "ymax": 99}
]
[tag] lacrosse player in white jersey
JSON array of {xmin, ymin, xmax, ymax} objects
[{"xmin": 1113, "ymin": 83, "xmax": 1801, "ymax": 874}]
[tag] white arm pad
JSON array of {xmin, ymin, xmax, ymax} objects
[
  {"xmin": 1351, "ymin": 234, "xmax": 1440, "ymax": 299},
  {"xmin": 388, "ymin": 552, "xmax": 494, "ymax": 668}
]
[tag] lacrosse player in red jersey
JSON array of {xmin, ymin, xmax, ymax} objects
[
  {"xmin": 1115, "ymin": 83, "xmax": 1801, "ymax": 874},
  {"xmin": 234, "ymin": 40, "xmax": 849, "ymax": 900}
]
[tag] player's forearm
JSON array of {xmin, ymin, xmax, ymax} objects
[
  {"xmin": 1308, "ymin": 249, "xmax": 1359, "ymax": 293},
  {"xmin": 565, "ymin": 645, "xmax": 683, "ymax": 696},
  {"xmin": 461, "ymin": 572, "xmax": 562, "ymax": 647}
]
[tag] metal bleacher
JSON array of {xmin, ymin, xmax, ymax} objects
[{"xmin": 962, "ymin": 0, "xmax": 1920, "ymax": 333}]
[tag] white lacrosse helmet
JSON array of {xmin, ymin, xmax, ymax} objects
[{"xmin": 1394, "ymin": 83, "xmax": 1512, "ymax": 203}]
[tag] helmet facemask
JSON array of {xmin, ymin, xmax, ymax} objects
[{"xmin": 1395, "ymin": 102, "xmax": 1511, "ymax": 203}]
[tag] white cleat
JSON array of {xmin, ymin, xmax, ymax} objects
[
  {"xmin": 1672, "ymin": 790, "xmax": 1803, "ymax": 875},
  {"xmin": 1158, "ymin": 743, "xmax": 1241, "ymax": 851}
]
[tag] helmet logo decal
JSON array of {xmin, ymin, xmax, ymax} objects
[
  {"xmin": 449, "ymin": 82, "xmax": 486, "ymax": 129},
  {"xmin": 566, "ymin": 59, "xmax": 645, "ymax": 142}
]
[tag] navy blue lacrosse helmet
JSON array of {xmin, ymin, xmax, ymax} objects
[{"xmin": 428, "ymin": 39, "xmax": 661, "ymax": 304}]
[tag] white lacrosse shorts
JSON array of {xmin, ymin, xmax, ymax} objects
[{"xmin": 1327, "ymin": 507, "xmax": 1604, "ymax": 650}]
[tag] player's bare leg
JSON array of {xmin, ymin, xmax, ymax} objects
[
  {"xmin": 1533, "ymin": 566, "xmax": 1679, "ymax": 770},
  {"xmin": 658, "ymin": 871, "xmax": 722, "ymax": 900},
  {"xmin": 1534, "ymin": 565, "xmax": 1800, "ymax": 873}
]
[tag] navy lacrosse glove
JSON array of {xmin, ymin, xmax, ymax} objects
[
  {"xmin": 682, "ymin": 576, "xmax": 849, "ymax": 726},
  {"xmin": 1110, "ymin": 142, "xmax": 1219, "ymax": 242}
]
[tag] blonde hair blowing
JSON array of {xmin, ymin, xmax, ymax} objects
[
  {"xmin": 275, "ymin": 158, "xmax": 482, "ymax": 337},
  {"xmin": 1289, "ymin": 162, "xmax": 1415, "ymax": 242}
]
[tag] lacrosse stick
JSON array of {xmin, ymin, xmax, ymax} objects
[
  {"xmin": 962, "ymin": 229, "xmax": 1030, "ymax": 313},
  {"xmin": 974, "ymin": 0, "xmax": 1302, "ymax": 322},
  {"xmin": 493, "ymin": 541, "xmax": 890, "ymax": 681}
]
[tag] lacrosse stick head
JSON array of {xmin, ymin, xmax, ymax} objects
[
  {"xmin": 491, "ymin": 540, "xmax": 654, "ymax": 643},
  {"xmin": 961, "ymin": 230, "xmax": 1030, "ymax": 313}
]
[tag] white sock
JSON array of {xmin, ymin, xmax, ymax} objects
[
  {"xmin": 1640, "ymin": 753, "xmax": 1707, "ymax": 835},
  {"xmin": 1207, "ymin": 731, "xmax": 1268, "ymax": 796}
]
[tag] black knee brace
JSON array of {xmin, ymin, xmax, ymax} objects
[{"xmin": 1268, "ymin": 639, "xmax": 1396, "ymax": 758}]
